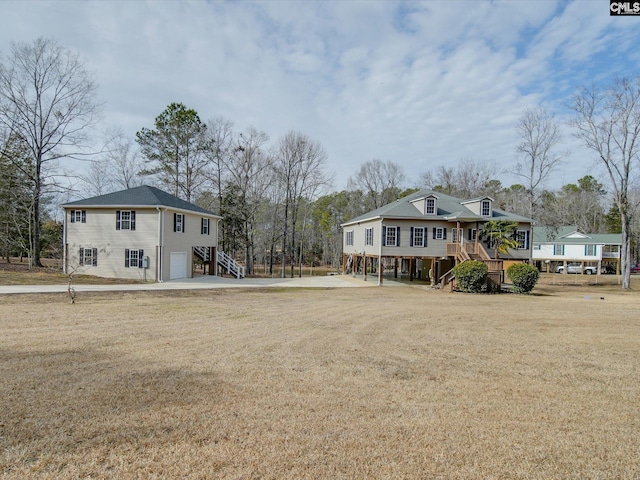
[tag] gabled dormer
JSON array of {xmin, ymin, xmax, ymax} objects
[
  {"xmin": 461, "ymin": 196, "xmax": 494, "ymax": 217},
  {"xmin": 562, "ymin": 231, "xmax": 591, "ymax": 239},
  {"xmin": 410, "ymin": 194, "xmax": 439, "ymax": 216}
]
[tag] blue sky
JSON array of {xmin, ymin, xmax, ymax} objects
[{"xmin": 1, "ymin": 0, "xmax": 639, "ymax": 193}]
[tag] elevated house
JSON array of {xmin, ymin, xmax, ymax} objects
[
  {"xmin": 341, "ymin": 190, "xmax": 533, "ymax": 288},
  {"xmin": 62, "ymin": 185, "xmax": 244, "ymax": 282},
  {"xmin": 532, "ymin": 226, "xmax": 622, "ymax": 274}
]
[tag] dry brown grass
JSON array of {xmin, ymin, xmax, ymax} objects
[
  {"xmin": 0, "ymin": 259, "xmax": 141, "ymax": 286},
  {"xmin": 2, "ymin": 286, "xmax": 640, "ymax": 479}
]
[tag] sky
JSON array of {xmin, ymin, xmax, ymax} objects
[{"xmin": 1, "ymin": 0, "xmax": 639, "ymax": 193}]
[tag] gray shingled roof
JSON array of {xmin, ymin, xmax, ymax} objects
[
  {"xmin": 62, "ymin": 185, "xmax": 220, "ymax": 217},
  {"xmin": 341, "ymin": 189, "xmax": 532, "ymax": 226}
]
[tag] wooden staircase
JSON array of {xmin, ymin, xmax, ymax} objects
[
  {"xmin": 217, "ymin": 250, "xmax": 245, "ymax": 279},
  {"xmin": 440, "ymin": 241, "xmax": 503, "ymax": 290},
  {"xmin": 193, "ymin": 247, "xmax": 245, "ymax": 279}
]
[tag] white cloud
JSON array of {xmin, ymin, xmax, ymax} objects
[{"xmin": 1, "ymin": 0, "xmax": 639, "ymax": 193}]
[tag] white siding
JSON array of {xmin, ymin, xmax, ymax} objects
[
  {"xmin": 66, "ymin": 207, "xmax": 220, "ymax": 281},
  {"xmin": 533, "ymin": 243, "xmax": 601, "ymax": 261},
  {"xmin": 66, "ymin": 208, "xmax": 158, "ymax": 280},
  {"xmin": 161, "ymin": 210, "xmax": 219, "ymax": 280}
]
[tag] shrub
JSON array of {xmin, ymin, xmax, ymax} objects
[
  {"xmin": 507, "ymin": 263, "xmax": 540, "ymax": 294},
  {"xmin": 452, "ymin": 260, "xmax": 488, "ymax": 293}
]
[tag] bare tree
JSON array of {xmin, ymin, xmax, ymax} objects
[
  {"xmin": 79, "ymin": 130, "xmax": 143, "ymax": 197},
  {"xmin": 204, "ymin": 116, "xmax": 234, "ymax": 213},
  {"xmin": 347, "ymin": 159, "xmax": 405, "ymax": 209},
  {"xmin": 273, "ymin": 131, "xmax": 331, "ymax": 278},
  {"xmin": 513, "ymin": 107, "xmax": 564, "ymax": 219},
  {"xmin": 224, "ymin": 127, "xmax": 271, "ymax": 275},
  {"xmin": 420, "ymin": 158, "xmax": 498, "ymax": 198},
  {"xmin": 105, "ymin": 132, "xmax": 143, "ymax": 190},
  {"xmin": 571, "ymin": 77, "xmax": 640, "ymax": 289},
  {"xmin": 0, "ymin": 38, "xmax": 101, "ymax": 266}
]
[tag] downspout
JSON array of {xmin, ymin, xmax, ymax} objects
[
  {"xmin": 62, "ymin": 208, "xmax": 67, "ymax": 274},
  {"xmin": 378, "ymin": 218, "xmax": 384, "ymax": 286},
  {"xmin": 215, "ymin": 218, "xmax": 222, "ymax": 277},
  {"xmin": 157, "ymin": 207, "xmax": 165, "ymax": 282}
]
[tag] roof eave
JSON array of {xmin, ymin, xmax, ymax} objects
[{"xmin": 61, "ymin": 203, "xmax": 222, "ymax": 218}]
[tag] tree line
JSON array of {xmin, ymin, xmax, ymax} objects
[{"xmin": 1, "ymin": 38, "xmax": 640, "ymax": 287}]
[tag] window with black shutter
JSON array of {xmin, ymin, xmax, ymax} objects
[{"xmin": 117, "ymin": 211, "xmax": 135, "ymax": 230}]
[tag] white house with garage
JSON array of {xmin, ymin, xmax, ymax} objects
[
  {"xmin": 62, "ymin": 185, "xmax": 244, "ymax": 281},
  {"xmin": 532, "ymin": 226, "xmax": 622, "ymax": 274}
]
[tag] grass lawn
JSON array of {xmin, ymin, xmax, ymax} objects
[{"xmin": 1, "ymin": 280, "xmax": 640, "ymax": 478}]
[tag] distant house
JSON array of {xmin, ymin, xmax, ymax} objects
[
  {"xmin": 62, "ymin": 185, "xmax": 242, "ymax": 282},
  {"xmin": 532, "ymin": 226, "xmax": 622, "ymax": 274},
  {"xmin": 341, "ymin": 190, "xmax": 533, "ymax": 287}
]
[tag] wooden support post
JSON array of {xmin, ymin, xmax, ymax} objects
[
  {"xmin": 363, "ymin": 256, "xmax": 367, "ymax": 281},
  {"xmin": 409, "ymin": 258, "xmax": 414, "ymax": 282},
  {"xmin": 394, "ymin": 258, "xmax": 398, "ymax": 278},
  {"xmin": 378, "ymin": 256, "xmax": 383, "ymax": 286}
]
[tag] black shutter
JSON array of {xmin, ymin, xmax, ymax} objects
[
  {"xmin": 423, "ymin": 228, "xmax": 427, "ymax": 247},
  {"xmin": 382, "ymin": 226, "xmax": 387, "ymax": 246},
  {"xmin": 125, "ymin": 249, "xmax": 130, "ymax": 268},
  {"xmin": 410, "ymin": 227, "xmax": 414, "ymax": 247},
  {"xmin": 207, "ymin": 219, "xmax": 210, "ymax": 235},
  {"xmin": 201, "ymin": 218, "xmax": 204, "ymax": 234},
  {"xmin": 81, "ymin": 210, "xmax": 86, "ymax": 223},
  {"xmin": 443, "ymin": 228, "xmax": 447, "ymax": 240},
  {"xmin": 70, "ymin": 211, "xmax": 76, "ymax": 223},
  {"xmin": 92, "ymin": 248, "xmax": 98, "ymax": 266},
  {"xmin": 79, "ymin": 248, "xmax": 84, "ymax": 266},
  {"xmin": 174, "ymin": 213, "xmax": 177, "ymax": 232},
  {"xmin": 525, "ymin": 230, "xmax": 530, "ymax": 250},
  {"xmin": 139, "ymin": 250, "xmax": 144, "ymax": 268},
  {"xmin": 131, "ymin": 211, "xmax": 136, "ymax": 231},
  {"xmin": 468, "ymin": 229, "xmax": 472, "ymax": 241},
  {"xmin": 433, "ymin": 228, "xmax": 436, "ymax": 239},
  {"xmin": 396, "ymin": 227, "xmax": 400, "ymax": 246},
  {"xmin": 116, "ymin": 211, "xmax": 121, "ymax": 230},
  {"xmin": 182, "ymin": 216, "xmax": 185, "ymax": 233}
]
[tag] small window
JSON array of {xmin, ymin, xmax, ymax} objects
[
  {"xmin": 585, "ymin": 244, "xmax": 596, "ymax": 256},
  {"xmin": 174, "ymin": 213, "xmax": 185, "ymax": 233},
  {"xmin": 554, "ymin": 244, "xmax": 564, "ymax": 255},
  {"xmin": 411, "ymin": 227, "xmax": 425, "ymax": 247},
  {"xmin": 125, "ymin": 248, "xmax": 144, "ymax": 268},
  {"xmin": 345, "ymin": 230, "xmax": 354, "ymax": 246},
  {"xmin": 70, "ymin": 210, "xmax": 86, "ymax": 223},
  {"xmin": 78, "ymin": 247, "xmax": 97, "ymax": 266},
  {"xmin": 116, "ymin": 210, "xmax": 136, "ymax": 230},
  {"xmin": 481, "ymin": 200, "xmax": 491, "ymax": 216},
  {"xmin": 365, "ymin": 227, "xmax": 374, "ymax": 246},
  {"xmin": 533, "ymin": 244, "xmax": 541, "ymax": 250},
  {"xmin": 426, "ymin": 198, "xmax": 436, "ymax": 215},
  {"xmin": 201, "ymin": 218, "xmax": 210, "ymax": 235},
  {"xmin": 515, "ymin": 230, "xmax": 530, "ymax": 250},
  {"xmin": 468, "ymin": 228, "xmax": 477, "ymax": 241},
  {"xmin": 433, "ymin": 227, "xmax": 446, "ymax": 240},
  {"xmin": 384, "ymin": 226, "xmax": 399, "ymax": 246}
]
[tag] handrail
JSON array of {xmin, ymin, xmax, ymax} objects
[{"xmin": 217, "ymin": 250, "xmax": 245, "ymax": 279}]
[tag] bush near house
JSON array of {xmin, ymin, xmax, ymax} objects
[
  {"xmin": 507, "ymin": 263, "xmax": 540, "ymax": 294},
  {"xmin": 453, "ymin": 260, "xmax": 488, "ymax": 293}
]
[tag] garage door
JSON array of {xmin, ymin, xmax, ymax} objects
[{"xmin": 169, "ymin": 252, "xmax": 187, "ymax": 280}]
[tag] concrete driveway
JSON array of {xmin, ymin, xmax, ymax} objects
[{"xmin": 0, "ymin": 274, "xmax": 407, "ymax": 295}]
